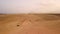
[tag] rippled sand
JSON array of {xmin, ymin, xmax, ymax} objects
[{"xmin": 0, "ymin": 14, "xmax": 60, "ymax": 34}]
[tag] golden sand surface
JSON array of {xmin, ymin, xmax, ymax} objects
[{"xmin": 0, "ymin": 14, "xmax": 60, "ymax": 34}]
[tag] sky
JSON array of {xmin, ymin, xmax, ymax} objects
[{"xmin": 0, "ymin": 0, "xmax": 60, "ymax": 14}]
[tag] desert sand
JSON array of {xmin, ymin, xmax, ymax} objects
[{"xmin": 0, "ymin": 14, "xmax": 60, "ymax": 34}]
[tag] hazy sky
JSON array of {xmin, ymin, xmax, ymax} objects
[{"xmin": 0, "ymin": 0, "xmax": 60, "ymax": 14}]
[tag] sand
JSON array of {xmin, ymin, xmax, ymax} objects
[{"xmin": 0, "ymin": 14, "xmax": 60, "ymax": 34}]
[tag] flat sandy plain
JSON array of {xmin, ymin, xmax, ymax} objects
[{"xmin": 0, "ymin": 14, "xmax": 60, "ymax": 34}]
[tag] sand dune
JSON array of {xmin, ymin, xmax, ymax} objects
[{"xmin": 0, "ymin": 14, "xmax": 60, "ymax": 34}]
